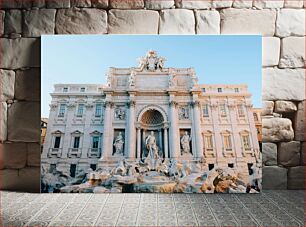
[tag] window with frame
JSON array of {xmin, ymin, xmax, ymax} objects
[
  {"xmin": 77, "ymin": 104, "xmax": 84, "ymax": 117},
  {"xmin": 63, "ymin": 87, "xmax": 68, "ymax": 92},
  {"xmin": 54, "ymin": 136, "xmax": 61, "ymax": 148},
  {"xmin": 223, "ymin": 134, "xmax": 232, "ymax": 150},
  {"xmin": 242, "ymin": 134, "xmax": 251, "ymax": 150},
  {"xmin": 95, "ymin": 104, "xmax": 102, "ymax": 117},
  {"xmin": 237, "ymin": 104, "xmax": 245, "ymax": 117},
  {"xmin": 204, "ymin": 135, "xmax": 213, "ymax": 150},
  {"xmin": 220, "ymin": 104, "xmax": 227, "ymax": 117},
  {"xmin": 73, "ymin": 136, "xmax": 80, "ymax": 148},
  {"xmin": 234, "ymin": 88, "xmax": 239, "ymax": 93},
  {"xmin": 58, "ymin": 104, "xmax": 66, "ymax": 117},
  {"xmin": 217, "ymin": 88, "xmax": 222, "ymax": 93},
  {"xmin": 80, "ymin": 87, "xmax": 85, "ymax": 92},
  {"xmin": 203, "ymin": 104, "xmax": 209, "ymax": 117},
  {"xmin": 202, "ymin": 88, "xmax": 206, "ymax": 93},
  {"xmin": 92, "ymin": 136, "xmax": 100, "ymax": 149}
]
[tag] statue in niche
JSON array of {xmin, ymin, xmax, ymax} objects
[
  {"xmin": 179, "ymin": 107, "xmax": 189, "ymax": 120},
  {"xmin": 115, "ymin": 107, "xmax": 126, "ymax": 120},
  {"xmin": 181, "ymin": 131, "xmax": 192, "ymax": 155},
  {"xmin": 129, "ymin": 70, "xmax": 136, "ymax": 87},
  {"xmin": 113, "ymin": 132, "xmax": 124, "ymax": 155},
  {"xmin": 144, "ymin": 131, "xmax": 160, "ymax": 170}
]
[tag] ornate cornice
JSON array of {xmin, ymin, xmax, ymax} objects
[
  {"xmin": 169, "ymin": 100, "xmax": 178, "ymax": 107},
  {"xmin": 104, "ymin": 101, "xmax": 113, "ymax": 108},
  {"xmin": 127, "ymin": 100, "xmax": 136, "ymax": 108}
]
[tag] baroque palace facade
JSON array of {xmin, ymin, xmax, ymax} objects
[{"xmin": 42, "ymin": 51, "xmax": 260, "ymax": 182}]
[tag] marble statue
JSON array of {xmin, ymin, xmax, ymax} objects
[
  {"xmin": 113, "ymin": 132, "xmax": 124, "ymax": 155},
  {"xmin": 145, "ymin": 131, "xmax": 159, "ymax": 159},
  {"xmin": 115, "ymin": 107, "xmax": 126, "ymax": 120},
  {"xmin": 129, "ymin": 70, "xmax": 136, "ymax": 87},
  {"xmin": 179, "ymin": 107, "xmax": 189, "ymax": 120},
  {"xmin": 181, "ymin": 131, "xmax": 192, "ymax": 155}
]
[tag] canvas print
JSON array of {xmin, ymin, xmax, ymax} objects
[{"xmin": 41, "ymin": 35, "xmax": 262, "ymax": 193}]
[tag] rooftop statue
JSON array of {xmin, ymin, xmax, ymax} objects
[{"xmin": 138, "ymin": 50, "xmax": 166, "ymax": 71}]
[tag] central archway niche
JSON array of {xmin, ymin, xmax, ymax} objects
[{"xmin": 137, "ymin": 106, "xmax": 168, "ymax": 159}]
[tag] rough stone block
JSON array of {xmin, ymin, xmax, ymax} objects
[
  {"xmin": 91, "ymin": 0, "xmax": 108, "ymax": 8},
  {"xmin": 274, "ymin": 101, "xmax": 297, "ymax": 113},
  {"xmin": 0, "ymin": 69, "xmax": 15, "ymax": 102},
  {"xmin": 15, "ymin": 68, "xmax": 40, "ymax": 101},
  {"xmin": 0, "ymin": 167, "xmax": 40, "ymax": 192},
  {"xmin": 0, "ymin": 10, "xmax": 4, "ymax": 35},
  {"xmin": 32, "ymin": 0, "xmax": 46, "ymax": 8},
  {"xmin": 262, "ymin": 101, "xmax": 274, "ymax": 116},
  {"xmin": 276, "ymin": 9, "xmax": 305, "ymax": 37},
  {"xmin": 145, "ymin": 0, "xmax": 175, "ymax": 9},
  {"xmin": 262, "ymin": 68, "xmax": 305, "ymax": 101},
  {"xmin": 232, "ymin": 0, "xmax": 253, "ymax": 8},
  {"xmin": 0, "ymin": 142, "xmax": 27, "ymax": 169},
  {"xmin": 175, "ymin": 0, "xmax": 212, "ymax": 9},
  {"xmin": 212, "ymin": 0, "xmax": 233, "ymax": 8},
  {"xmin": 108, "ymin": 10, "xmax": 159, "ymax": 34},
  {"xmin": 0, "ymin": 0, "xmax": 32, "ymax": 9},
  {"xmin": 262, "ymin": 117, "xmax": 294, "ymax": 142},
  {"xmin": 0, "ymin": 102, "xmax": 7, "ymax": 142},
  {"xmin": 288, "ymin": 166, "xmax": 304, "ymax": 189},
  {"xmin": 27, "ymin": 143, "xmax": 41, "ymax": 167},
  {"xmin": 8, "ymin": 102, "xmax": 40, "ymax": 142},
  {"xmin": 159, "ymin": 9, "xmax": 195, "ymax": 34},
  {"xmin": 294, "ymin": 101, "xmax": 305, "ymax": 141},
  {"xmin": 284, "ymin": 0, "xmax": 304, "ymax": 8},
  {"xmin": 46, "ymin": 0, "xmax": 70, "ymax": 8},
  {"xmin": 109, "ymin": 0, "xmax": 144, "ymax": 9},
  {"xmin": 262, "ymin": 142, "xmax": 277, "ymax": 166},
  {"xmin": 195, "ymin": 10, "xmax": 220, "ymax": 34},
  {"xmin": 23, "ymin": 9, "xmax": 56, "ymax": 37},
  {"xmin": 71, "ymin": 0, "xmax": 91, "ymax": 7},
  {"xmin": 220, "ymin": 9, "xmax": 276, "ymax": 36},
  {"xmin": 56, "ymin": 8, "xmax": 107, "ymax": 34},
  {"xmin": 0, "ymin": 38, "xmax": 40, "ymax": 69},
  {"xmin": 262, "ymin": 37, "xmax": 280, "ymax": 66},
  {"xmin": 253, "ymin": 0, "xmax": 284, "ymax": 8},
  {"xmin": 262, "ymin": 166, "xmax": 287, "ymax": 189},
  {"xmin": 280, "ymin": 37, "xmax": 305, "ymax": 68},
  {"xmin": 4, "ymin": 9, "xmax": 22, "ymax": 35},
  {"xmin": 278, "ymin": 141, "xmax": 301, "ymax": 167}
]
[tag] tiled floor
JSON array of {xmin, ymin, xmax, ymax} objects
[{"xmin": 1, "ymin": 190, "xmax": 304, "ymax": 226}]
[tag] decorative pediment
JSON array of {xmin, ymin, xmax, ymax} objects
[
  {"xmin": 52, "ymin": 130, "xmax": 63, "ymax": 134},
  {"xmin": 90, "ymin": 130, "xmax": 102, "ymax": 135},
  {"xmin": 71, "ymin": 130, "xmax": 83, "ymax": 135}
]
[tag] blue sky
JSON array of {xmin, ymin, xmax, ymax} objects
[{"xmin": 42, "ymin": 35, "xmax": 262, "ymax": 117}]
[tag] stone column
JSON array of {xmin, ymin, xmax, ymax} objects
[
  {"xmin": 101, "ymin": 101, "xmax": 113, "ymax": 159},
  {"xmin": 228, "ymin": 103, "xmax": 243, "ymax": 158},
  {"xmin": 169, "ymin": 100, "xmax": 179, "ymax": 158},
  {"xmin": 246, "ymin": 104, "xmax": 260, "ymax": 151},
  {"xmin": 159, "ymin": 129, "xmax": 163, "ymax": 152},
  {"xmin": 192, "ymin": 100, "xmax": 204, "ymax": 159},
  {"xmin": 81, "ymin": 103, "xmax": 94, "ymax": 159},
  {"xmin": 126, "ymin": 100, "xmax": 136, "ymax": 158},
  {"xmin": 142, "ymin": 130, "xmax": 146, "ymax": 158},
  {"xmin": 211, "ymin": 103, "xmax": 223, "ymax": 158},
  {"xmin": 163, "ymin": 125, "xmax": 169, "ymax": 158},
  {"xmin": 61, "ymin": 103, "xmax": 75, "ymax": 159},
  {"xmin": 136, "ymin": 126, "xmax": 141, "ymax": 159}
]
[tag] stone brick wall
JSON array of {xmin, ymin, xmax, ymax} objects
[{"xmin": 0, "ymin": 0, "xmax": 304, "ymax": 192}]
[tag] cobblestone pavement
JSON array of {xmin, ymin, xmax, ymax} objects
[{"xmin": 1, "ymin": 190, "xmax": 304, "ymax": 226}]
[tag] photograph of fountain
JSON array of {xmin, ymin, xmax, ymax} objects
[{"xmin": 41, "ymin": 35, "xmax": 262, "ymax": 193}]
